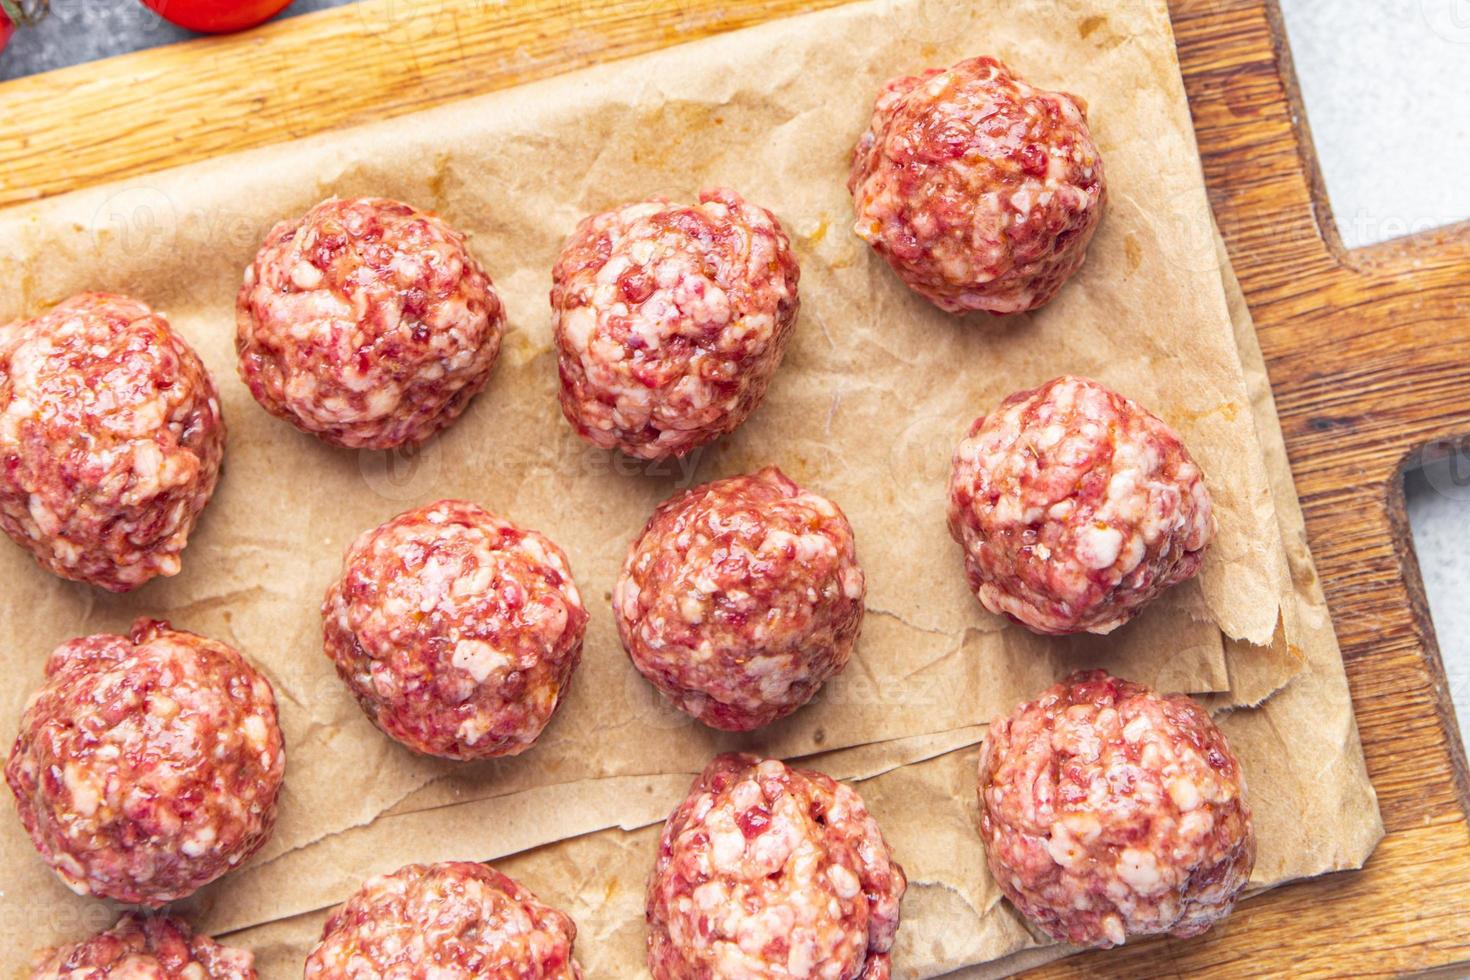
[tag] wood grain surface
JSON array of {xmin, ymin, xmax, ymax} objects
[{"xmin": 5, "ymin": 0, "xmax": 1470, "ymax": 975}]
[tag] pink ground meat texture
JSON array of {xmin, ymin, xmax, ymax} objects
[
  {"xmin": 236, "ymin": 196, "xmax": 503, "ymax": 449},
  {"xmin": 323, "ymin": 499, "xmax": 587, "ymax": 760},
  {"xmin": 31, "ymin": 912, "xmax": 257, "ymax": 980},
  {"xmin": 849, "ymin": 56, "xmax": 1106, "ymax": 315},
  {"xmin": 0, "ymin": 292, "xmax": 225, "ymax": 592},
  {"xmin": 614, "ymin": 467, "xmax": 865, "ymax": 732},
  {"xmin": 647, "ymin": 754, "xmax": 905, "ymax": 980},
  {"xmin": 551, "ymin": 188, "xmax": 800, "ymax": 460},
  {"xmin": 5, "ymin": 619, "xmax": 285, "ymax": 906},
  {"xmin": 305, "ymin": 861, "xmax": 582, "ymax": 979},
  {"xmin": 977, "ymin": 670, "xmax": 1254, "ymax": 948},
  {"xmin": 946, "ymin": 376, "xmax": 1214, "ymax": 635}
]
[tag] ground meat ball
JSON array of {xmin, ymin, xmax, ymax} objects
[
  {"xmin": 236, "ymin": 197, "xmax": 503, "ymax": 449},
  {"xmin": 614, "ymin": 467, "xmax": 865, "ymax": 732},
  {"xmin": 977, "ymin": 670, "xmax": 1254, "ymax": 948},
  {"xmin": 551, "ymin": 188, "xmax": 800, "ymax": 460},
  {"xmin": 648, "ymin": 754, "xmax": 905, "ymax": 979},
  {"xmin": 5, "ymin": 619, "xmax": 284, "ymax": 906},
  {"xmin": 849, "ymin": 56, "xmax": 1106, "ymax": 315},
  {"xmin": 305, "ymin": 861, "xmax": 582, "ymax": 978},
  {"xmin": 323, "ymin": 499, "xmax": 587, "ymax": 760},
  {"xmin": 0, "ymin": 292, "xmax": 224, "ymax": 592},
  {"xmin": 946, "ymin": 376, "xmax": 1214, "ymax": 635},
  {"xmin": 30, "ymin": 912, "xmax": 257, "ymax": 979}
]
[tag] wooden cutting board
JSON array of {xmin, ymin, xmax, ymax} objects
[{"xmin": 4, "ymin": 0, "xmax": 1469, "ymax": 975}]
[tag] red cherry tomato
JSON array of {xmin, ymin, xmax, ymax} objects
[
  {"xmin": 139, "ymin": 0, "xmax": 293, "ymax": 34},
  {"xmin": 0, "ymin": 17, "xmax": 13, "ymax": 53}
]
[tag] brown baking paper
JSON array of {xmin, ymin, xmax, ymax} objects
[
  {"xmin": 0, "ymin": 0, "xmax": 1318, "ymax": 970},
  {"xmin": 217, "ymin": 234, "xmax": 1381, "ymax": 977},
  {"xmin": 186, "ymin": 723, "xmax": 986, "ymax": 938}
]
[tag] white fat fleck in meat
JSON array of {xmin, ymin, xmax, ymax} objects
[
  {"xmin": 551, "ymin": 188, "xmax": 800, "ymax": 460},
  {"xmin": 451, "ymin": 639, "xmax": 510, "ymax": 684},
  {"xmin": 236, "ymin": 197, "xmax": 504, "ymax": 450},
  {"xmin": 322, "ymin": 499, "xmax": 587, "ymax": 760},
  {"xmin": 976, "ymin": 670, "xmax": 1254, "ymax": 949},
  {"xmin": 947, "ymin": 376, "xmax": 1216, "ymax": 635},
  {"xmin": 614, "ymin": 467, "xmax": 865, "ymax": 731}
]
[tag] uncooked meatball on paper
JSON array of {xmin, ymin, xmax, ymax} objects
[
  {"xmin": 978, "ymin": 670, "xmax": 1254, "ymax": 948},
  {"xmin": 305, "ymin": 861, "xmax": 582, "ymax": 978},
  {"xmin": 615, "ymin": 467, "xmax": 865, "ymax": 731},
  {"xmin": 236, "ymin": 197, "xmax": 504, "ymax": 449},
  {"xmin": 551, "ymin": 189, "xmax": 800, "ymax": 460},
  {"xmin": 947, "ymin": 376, "xmax": 1214, "ymax": 635},
  {"xmin": 850, "ymin": 56, "xmax": 1106, "ymax": 314},
  {"xmin": 323, "ymin": 499, "xmax": 587, "ymax": 760},
  {"xmin": 647, "ymin": 754, "xmax": 905, "ymax": 979},
  {"xmin": 30, "ymin": 913, "xmax": 257, "ymax": 980},
  {"xmin": 5, "ymin": 619, "xmax": 285, "ymax": 906},
  {"xmin": 0, "ymin": 292, "xmax": 224, "ymax": 592}
]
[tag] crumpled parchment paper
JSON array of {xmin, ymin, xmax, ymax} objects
[
  {"xmin": 218, "ymin": 232, "xmax": 1382, "ymax": 978},
  {"xmin": 0, "ymin": 0, "xmax": 1368, "ymax": 972}
]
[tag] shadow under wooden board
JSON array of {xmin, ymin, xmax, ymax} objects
[{"xmin": 3, "ymin": 0, "xmax": 1469, "ymax": 975}]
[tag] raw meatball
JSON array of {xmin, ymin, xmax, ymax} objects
[
  {"xmin": 31, "ymin": 912, "xmax": 257, "ymax": 979},
  {"xmin": 305, "ymin": 861, "xmax": 582, "ymax": 978},
  {"xmin": 5, "ymin": 619, "xmax": 285, "ymax": 906},
  {"xmin": 236, "ymin": 197, "xmax": 503, "ymax": 449},
  {"xmin": 323, "ymin": 499, "xmax": 587, "ymax": 760},
  {"xmin": 0, "ymin": 292, "xmax": 224, "ymax": 592},
  {"xmin": 647, "ymin": 754, "xmax": 905, "ymax": 979},
  {"xmin": 947, "ymin": 376, "xmax": 1214, "ymax": 635},
  {"xmin": 977, "ymin": 670, "xmax": 1254, "ymax": 947},
  {"xmin": 551, "ymin": 188, "xmax": 800, "ymax": 460},
  {"xmin": 849, "ymin": 56, "xmax": 1106, "ymax": 314},
  {"xmin": 614, "ymin": 467, "xmax": 865, "ymax": 731}
]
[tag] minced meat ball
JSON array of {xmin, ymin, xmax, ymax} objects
[
  {"xmin": 614, "ymin": 467, "xmax": 864, "ymax": 731},
  {"xmin": 947, "ymin": 376, "xmax": 1214, "ymax": 635},
  {"xmin": 323, "ymin": 499, "xmax": 587, "ymax": 760},
  {"xmin": 977, "ymin": 670, "xmax": 1254, "ymax": 948},
  {"xmin": 30, "ymin": 912, "xmax": 257, "ymax": 979},
  {"xmin": 850, "ymin": 56, "xmax": 1106, "ymax": 314},
  {"xmin": 6, "ymin": 619, "xmax": 285, "ymax": 906},
  {"xmin": 647, "ymin": 754, "xmax": 905, "ymax": 979},
  {"xmin": 0, "ymin": 292, "xmax": 224, "ymax": 591},
  {"xmin": 305, "ymin": 861, "xmax": 581, "ymax": 978},
  {"xmin": 236, "ymin": 197, "xmax": 503, "ymax": 449},
  {"xmin": 551, "ymin": 188, "xmax": 800, "ymax": 459}
]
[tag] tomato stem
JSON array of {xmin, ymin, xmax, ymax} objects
[{"xmin": 0, "ymin": 0, "xmax": 46, "ymax": 27}]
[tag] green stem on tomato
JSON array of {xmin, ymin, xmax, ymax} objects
[{"xmin": 0, "ymin": 0, "xmax": 46, "ymax": 27}]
